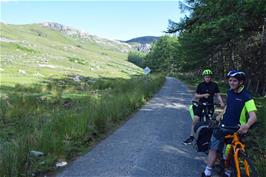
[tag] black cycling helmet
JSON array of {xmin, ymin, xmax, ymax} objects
[{"xmin": 226, "ymin": 70, "xmax": 246, "ymax": 81}]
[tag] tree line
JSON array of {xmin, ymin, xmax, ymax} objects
[{"xmin": 129, "ymin": 0, "xmax": 266, "ymax": 95}]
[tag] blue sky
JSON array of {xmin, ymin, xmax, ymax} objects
[{"xmin": 1, "ymin": 1, "xmax": 184, "ymax": 40}]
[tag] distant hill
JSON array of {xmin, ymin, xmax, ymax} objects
[
  {"xmin": 124, "ymin": 36, "xmax": 160, "ymax": 53},
  {"xmin": 0, "ymin": 22, "xmax": 142, "ymax": 86},
  {"xmin": 125, "ymin": 36, "xmax": 160, "ymax": 44}
]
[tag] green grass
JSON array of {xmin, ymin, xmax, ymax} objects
[
  {"xmin": 0, "ymin": 23, "xmax": 165, "ymax": 176},
  {"xmin": 67, "ymin": 56, "xmax": 86, "ymax": 65},
  {"xmin": 0, "ymin": 74, "xmax": 165, "ymax": 177},
  {"xmin": 0, "ymin": 23, "xmax": 141, "ymax": 86},
  {"xmin": 246, "ymin": 97, "xmax": 266, "ymax": 176}
]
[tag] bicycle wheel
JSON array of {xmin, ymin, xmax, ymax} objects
[
  {"xmin": 232, "ymin": 150, "xmax": 258, "ymax": 177},
  {"xmin": 213, "ymin": 158, "xmax": 225, "ymax": 176}
]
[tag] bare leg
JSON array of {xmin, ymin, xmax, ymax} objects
[
  {"xmin": 207, "ymin": 149, "xmax": 217, "ymax": 167},
  {"xmin": 190, "ymin": 115, "xmax": 200, "ymax": 136},
  {"xmin": 203, "ymin": 150, "xmax": 218, "ymax": 176}
]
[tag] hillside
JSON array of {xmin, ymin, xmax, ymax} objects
[
  {"xmin": 124, "ymin": 36, "xmax": 160, "ymax": 53},
  {"xmin": 125, "ymin": 36, "xmax": 160, "ymax": 44},
  {"xmin": 0, "ymin": 22, "xmax": 143, "ymax": 86}
]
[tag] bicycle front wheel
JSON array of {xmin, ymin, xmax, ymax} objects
[{"xmin": 233, "ymin": 150, "xmax": 258, "ymax": 177}]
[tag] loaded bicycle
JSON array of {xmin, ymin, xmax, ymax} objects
[{"xmin": 213, "ymin": 124, "xmax": 258, "ymax": 177}]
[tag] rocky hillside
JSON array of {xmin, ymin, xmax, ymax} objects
[
  {"xmin": 0, "ymin": 22, "xmax": 143, "ymax": 86},
  {"xmin": 41, "ymin": 22, "xmax": 132, "ymax": 53},
  {"xmin": 125, "ymin": 36, "xmax": 160, "ymax": 44},
  {"xmin": 125, "ymin": 36, "xmax": 160, "ymax": 53}
]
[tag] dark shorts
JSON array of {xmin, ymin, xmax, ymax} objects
[
  {"xmin": 209, "ymin": 128, "xmax": 236, "ymax": 152},
  {"xmin": 193, "ymin": 104, "xmax": 214, "ymax": 118}
]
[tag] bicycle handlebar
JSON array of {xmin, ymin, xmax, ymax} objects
[
  {"xmin": 192, "ymin": 101, "xmax": 220, "ymax": 107},
  {"xmin": 220, "ymin": 124, "xmax": 240, "ymax": 131}
]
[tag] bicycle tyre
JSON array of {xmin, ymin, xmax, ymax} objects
[{"xmin": 232, "ymin": 150, "xmax": 258, "ymax": 177}]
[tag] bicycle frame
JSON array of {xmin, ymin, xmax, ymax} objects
[
  {"xmin": 224, "ymin": 133, "xmax": 249, "ymax": 177},
  {"xmin": 202, "ymin": 105, "xmax": 213, "ymax": 122}
]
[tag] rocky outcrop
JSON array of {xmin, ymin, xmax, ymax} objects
[
  {"xmin": 41, "ymin": 22, "xmax": 90, "ymax": 38},
  {"xmin": 0, "ymin": 37, "xmax": 18, "ymax": 43},
  {"xmin": 124, "ymin": 36, "xmax": 160, "ymax": 53},
  {"xmin": 40, "ymin": 22, "xmax": 132, "ymax": 52},
  {"xmin": 135, "ymin": 43, "xmax": 151, "ymax": 53}
]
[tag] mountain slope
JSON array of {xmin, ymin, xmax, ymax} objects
[
  {"xmin": 0, "ymin": 23, "xmax": 142, "ymax": 86},
  {"xmin": 124, "ymin": 36, "xmax": 160, "ymax": 53},
  {"xmin": 125, "ymin": 36, "xmax": 160, "ymax": 44}
]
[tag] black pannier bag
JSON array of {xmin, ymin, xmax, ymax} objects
[{"xmin": 194, "ymin": 121, "xmax": 213, "ymax": 152}]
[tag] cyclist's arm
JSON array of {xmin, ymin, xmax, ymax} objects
[
  {"xmin": 246, "ymin": 111, "xmax": 257, "ymax": 128},
  {"xmin": 215, "ymin": 93, "xmax": 225, "ymax": 107},
  {"xmin": 195, "ymin": 93, "xmax": 209, "ymax": 98},
  {"xmin": 195, "ymin": 84, "xmax": 209, "ymax": 98},
  {"xmin": 238, "ymin": 111, "xmax": 257, "ymax": 134}
]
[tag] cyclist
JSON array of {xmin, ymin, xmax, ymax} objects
[
  {"xmin": 184, "ymin": 69, "xmax": 224, "ymax": 145},
  {"xmin": 202, "ymin": 70, "xmax": 257, "ymax": 177}
]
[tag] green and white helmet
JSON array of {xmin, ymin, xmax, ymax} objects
[{"xmin": 202, "ymin": 69, "xmax": 213, "ymax": 76}]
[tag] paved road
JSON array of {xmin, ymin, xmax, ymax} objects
[{"xmin": 57, "ymin": 77, "xmax": 207, "ymax": 177}]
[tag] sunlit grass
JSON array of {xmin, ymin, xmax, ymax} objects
[{"xmin": 0, "ymin": 74, "xmax": 165, "ymax": 177}]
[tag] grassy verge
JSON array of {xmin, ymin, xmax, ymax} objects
[
  {"xmin": 176, "ymin": 73, "xmax": 266, "ymax": 176},
  {"xmin": 0, "ymin": 74, "xmax": 165, "ymax": 177},
  {"xmin": 246, "ymin": 97, "xmax": 266, "ymax": 176}
]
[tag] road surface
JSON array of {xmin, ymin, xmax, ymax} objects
[{"xmin": 57, "ymin": 77, "xmax": 207, "ymax": 177}]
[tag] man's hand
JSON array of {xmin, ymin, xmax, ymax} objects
[
  {"xmin": 238, "ymin": 124, "xmax": 250, "ymax": 134},
  {"xmin": 216, "ymin": 114, "xmax": 223, "ymax": 121},
  {"xmin": 195, "ymin": 93, "xmax": 210, "ymax": 99},
  {"xmin": 203, "ymin": 93, "xmax": 210, "ymax": 98}
]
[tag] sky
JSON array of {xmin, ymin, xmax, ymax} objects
[{"xmin": 0, "ymin": 1, "xmax": 185, "ymax": 40}]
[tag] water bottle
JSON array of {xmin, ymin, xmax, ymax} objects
[{"xmin": 223, "ymin": 144, "xmax": 231, "ymax": 160}]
